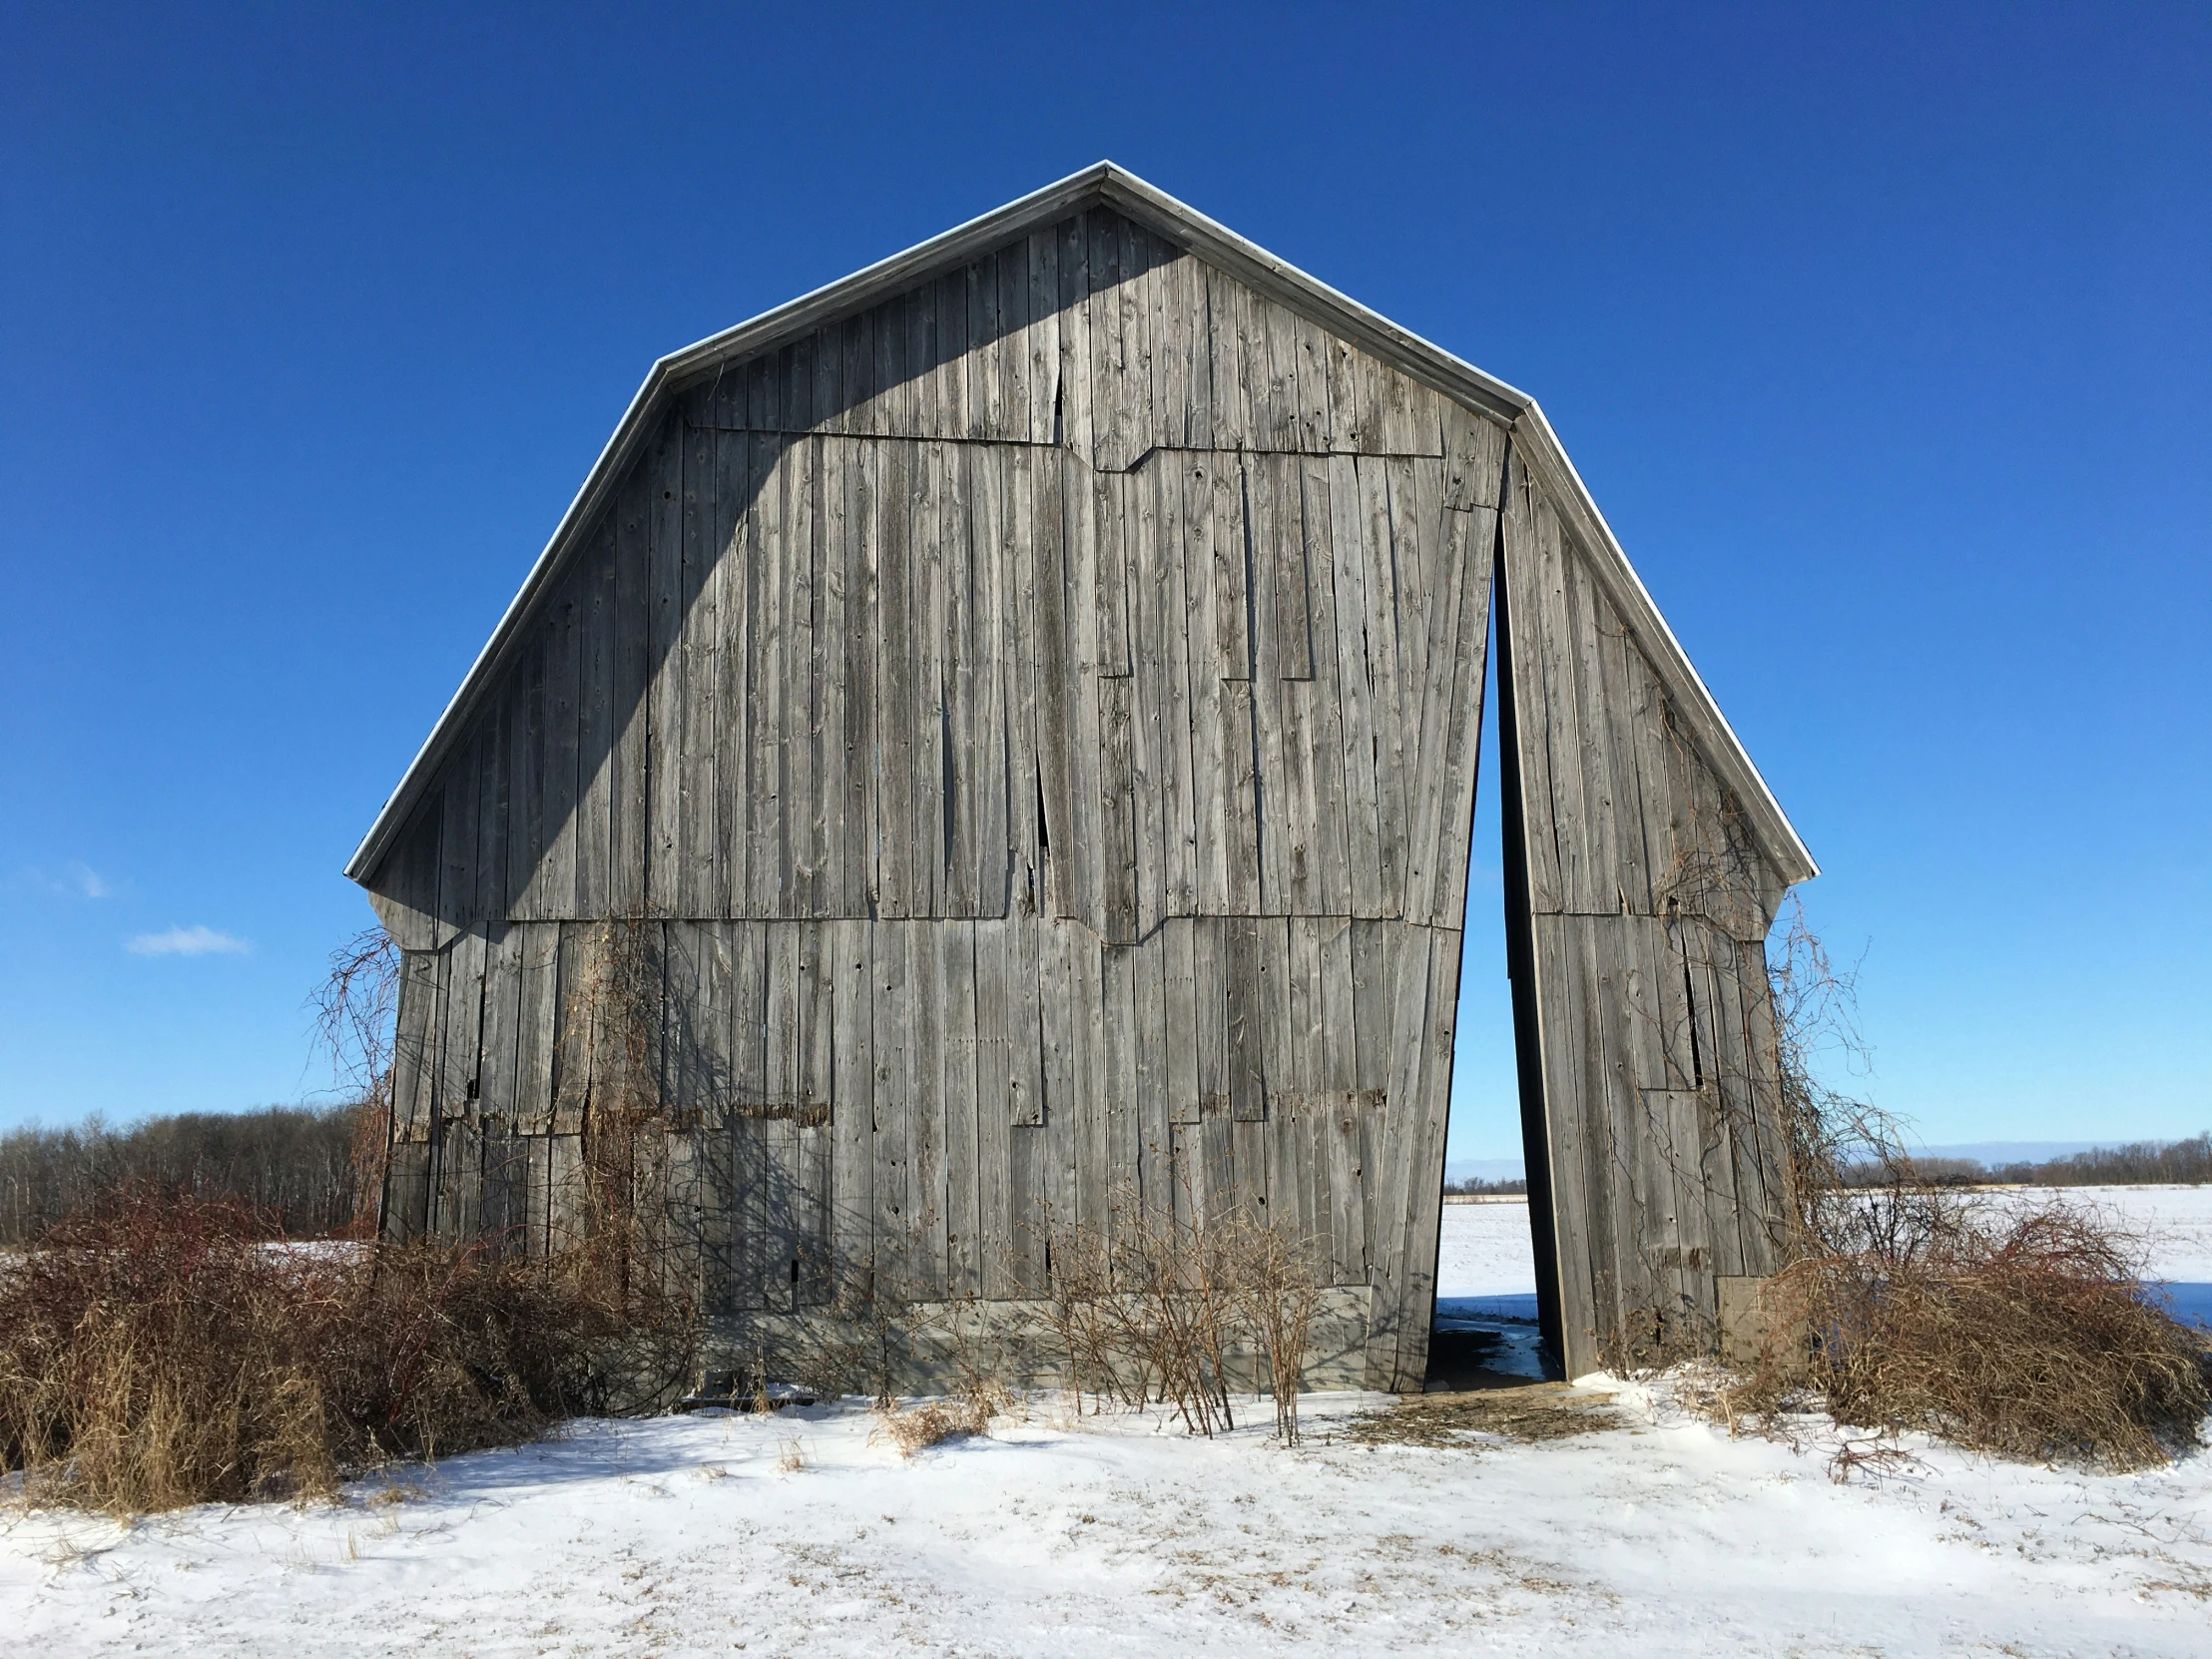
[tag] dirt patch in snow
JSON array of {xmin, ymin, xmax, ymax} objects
[{"xmin": 1347, "ymin": 1382, "xmax": 1619, "ymax": 1448}]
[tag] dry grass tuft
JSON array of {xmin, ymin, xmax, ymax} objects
[
  {"xmin": 0, "ymin": 1186, "xmax": 694, "ymax": 1512},
  {"xmin": 878, "ymin": 1398, "xmax": 992, "ymax": 1457}
]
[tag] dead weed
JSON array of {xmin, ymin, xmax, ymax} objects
[{"xmin": 877, "ymin": 1398, "xmax": 993, "ymax": 1457}]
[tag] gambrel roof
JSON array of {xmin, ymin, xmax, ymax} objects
[{"xmin": 347, "ymin": 162, "xmax": 1814, "ymax": 889}]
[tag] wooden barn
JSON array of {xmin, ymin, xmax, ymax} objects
[{"xmin": 347, "ymin": 164, "xmax": 1817, "ymax": 1387}]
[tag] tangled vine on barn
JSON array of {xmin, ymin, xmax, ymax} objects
[{"xmin": 348, "ymin": 164, "xmax": 1817, "ymax": 1387}]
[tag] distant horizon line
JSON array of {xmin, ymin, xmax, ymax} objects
[{"xmin": 1446, "ymin": 1133, "xmax": 2211, "ymax": 1178}]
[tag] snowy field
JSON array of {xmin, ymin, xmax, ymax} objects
[
  {"xmin": 4, "ymin": 1187, "xmax": 2208, "ymax": 1657},
  {"xmin": 1435, "ymin": 1197, "xmax": 1545, "ymax": 1298},
  {"xmin": 1437, "ymin": 1184, "xmax": 2212, "ymax": 1325}
]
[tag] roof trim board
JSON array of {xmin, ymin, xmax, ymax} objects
[{"xmin": 345, "ymin": 162, "xmax": 1815, "ymax": 888}]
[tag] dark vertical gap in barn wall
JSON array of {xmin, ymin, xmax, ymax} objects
[
  {"xmin": 940, "ymin": 684, "xmax": 956, "ymax": 876},
  {"xmin": 1491, "ymin": 520, "xmax": 1566, "ymax": 1375}
]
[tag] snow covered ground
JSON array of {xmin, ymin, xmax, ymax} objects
[{"xmin": 4, "ymin": 1188, "xmax": 2208, "ymax": 1657}]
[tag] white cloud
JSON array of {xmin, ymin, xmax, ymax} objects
[
  {"xmin": 128, "ymin": 925, "xmax": 252, "ymax": 957},
  {"xmin": 17, "ymin": 862, "xmax": 118, "ymax": 898}
]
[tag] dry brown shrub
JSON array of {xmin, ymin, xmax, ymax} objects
[
  {"xmin": 1738, "ymin": 1187, "xmax": 2209, "ymax": 1469},
  {"xmin": 0, "ymin": 1186, "xmax": 694, "ymax": 1513},
  {"xmin": 1736, "ymin": 903, "xmax": 2212, "ymax": 1469},
  {"xmin": 1223, "ymin": 1209, "xmax": 1327, "ymax": 1445},
  {"xmin": 1046, "ymin": 1196, "xmax": 1239, "ymax": 1434},
  {"xmin": 1043, "ymin": 1181, "xmax": 1324, "ymax": 1439},
  {"xmin": 878, "ymin": 1397, "xmax": 992, "ymax": 1457}
]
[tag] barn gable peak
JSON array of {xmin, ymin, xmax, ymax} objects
[{"xmin": 347, "ymin": 163, "xmax": 1812, "ymax": 891}]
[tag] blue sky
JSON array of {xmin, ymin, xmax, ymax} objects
[{"xmin": 2, "ymin": 3, "xmax": 2206, "ymax": 1160}]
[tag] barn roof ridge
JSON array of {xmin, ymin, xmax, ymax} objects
[{"xmin": 345, "ymin": 161, "xmax": 1815, "ymax": 887}]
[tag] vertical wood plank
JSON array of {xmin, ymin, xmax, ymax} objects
[
  {"xmin": 761, "ymin": 922, "xmax": 802, "ymax": 1314},
  {"xmin": 842, "ymin": 435, "xmax": 877, "ymax": 914},
  {"xmin": 911, "ymin": 441, "xmax": 947, "ymax": 918},
  {"xmin": 644, "ymin": 416, "xmax": 686, "ymax": 916},
  {"xmin": 477, "ymin": 921, "xmax": 524, "ymax": 1135},
  {"xmin": 1202, "ymin": 263, "xmax": 1249, "ymax": 455},
  {"xmin": 973, "ymin": 917, "xmax": 1014, "ymax": 1297},
  {"xmin": 1182, "ymin": 456, "xmax": 1229, "ymax": 915},
  {"xmin": 1219, "ymin": 467, "xmax": 1261, "ymax": 915},
  {"xmin": 1070, "ymin": 926, "xmax": 1110, "ymax": 1242},
  {"xmin": 1055, "ymin": 211, "xmax": 1094, "ymax": 464},
  {"xmin": 943, "ymin": 441, "xmax": 983, "ymax": 917},
  {"xmin": 1063, "ymin": 449, "xmax": 1104, "ymax": 932},
  {"xmin": 474, "ymin": 702, "xmax": 511, "ymax": 931},
  {"xmin": 796, "ymin": 920, "xmax": 833, "ymax": 1302},
  {"xmin": 1099, "ymin": 672, "xmax": 1139, "ymax": 942},
  {"xmin": 1147, "ymin": 457, "xmax": 1199, "ymax": 916},
  {"xmin": 939, "ymin": 921, "xmax": 981, "ymax": 1295},
  {"xmin": 437, "ymin": 734, "xmax": 480, "ymax": 942},
  {"xmin": 1037, "ymin": 919, "xmax": 1079, "ymax": 1236},
  {"xmin": 726, "ymin": 921, "xmax": 767, "ymax": 1304},
  {"xmin": 751, "ymin": 436, "xmax": 791, "ymax": 919},
  {"xmin": 1123, "ymin": 464, "xmax": 1170, "ymax": 938},
  {"xmin": 389, "ymin": 949, "xmax": 440, "ymax": 1146},
  {"xmin": 1164, "ymin": 916, "xmax": 1201, "ymax": 1127},
  {"xmin": 1101, "ymin": 940, "xmax": 1142, "ymax": 1215},
  {"xmin": 1358, "ymin": 456, "xmax": 1408, "ymax": 916},
  {"xmin": 712, "ymin": 431, "xmax": 753, "ymax": 917},
  {"xmin": 1133, "ymin": 930, "xmax": 1172, "ymax": 1215},
  {"xmin": 1326, "ymin": 456, "xmax": 1384, "ymax": 918},
  {"xmin": 909, "ymin": 914, "xmax": 948, "ymax": 1296},
  {"xmin": 1225, "ymin": 916, "xmax": 1266, "ymax": 1123},
  {"xmin": 1316, "ymin": 919, "xmax": 1365, "ymax": 1284},
  {"xmin": 677, "ymin": 423, "xmax": 720, "ymax": 917},
  {"xmin": 501, "ymin": 637, "xmax": 546, "ymax": 922},
  {"xmin": 615, "ymin": 437, "xmax": 667, "ymax": 914},
  {"xmin": 830, "ymin": 918, "xmax": 873, "ymax": 1284},
  {"xmin": 968, "ymin": 442, "xmax": 1011, "ymax": 916},
  {"xmin": 511, "ymin": 922, "xmax": 559, "ymax": 1132},
  {"xmin": 1027, "ymin": 448, "xmax": 1076, "ymax": 920},
  {"xmin": 572, "ymin": 525, "xmax": 614, "ymax": 917},
  {"xmin": 869, "ymin": 921, "xmax": 911, "ymax": 1294},
  {"xmin": 1024, "ymin": 230, "xmax": 1059, "ymax": 445},
  {"xmin": 815, "ymin": 436, "xmax": 851, "ymax": 918},
  {"xmin": 873, "ymin": 441, "xmax": 915, "ymax": 916},
  {"xmin": 788, "ymin": 438, "xmax": 823, "ymax": 918},
  {"xmin": 1192, "ymin": 916, "xmax": 1230, "ymax": 1120}
]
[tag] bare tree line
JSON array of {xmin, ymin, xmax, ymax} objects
[
  {"xmin": 0, "ymin": 1104, "xmax": 372, "ymax": 1245},
  {"xmin": 1835, "ymin": 1133, "xmax": 2212, "ymax": 1191},
  {"xmin": 1441, "ymin": 1174, "xmax": 1527, "ymax": 1197},
  {"xmin": 1983, "ymin": 1133, "xmax": 2211, "ymax": 1188}
]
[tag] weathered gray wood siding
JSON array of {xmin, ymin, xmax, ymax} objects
[
  {"xmin": 1495, "ymin": 445, "xmax": 1795, "ymax": 1379},
  {"xmin": 368, "ymin": 208, "xmax": 1503, "ymax": 1390},
  {"xmin": 367, "ymin": 201, "xmax": 1804, "ymax": 1390}
]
